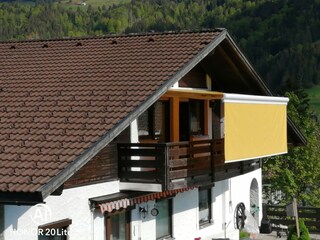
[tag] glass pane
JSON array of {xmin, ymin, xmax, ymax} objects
[
  {"xmin": 154, "ymin": 102, "xmax": 163, "ymax": 137},
  {"xmin": 199, "ymin": 190, "xmax": 209, "ymax": 223},
  {"xmin": 190, "ymin": 100, "xmax": 204, "ymax": 135},
  {"xmin": 38, "ymin": 229, "xmax": 65, "ymax": 240},
  {"xmin": 138, "ymin": 110, "xmax": 150, "ymax": 136},
  {"xmin": 179, "ymin": 102, "xmax": 190, "ymax": 141},
  {"xmin": 155, "ymin": 101, "xmax": 169, "ymax": 142},
  {"xmin": 53, "ymin": 235, "xmax": 63, "ymax": 240},
  {"xmin": 110, "ymin": 212, "xmax": 126, "ymax": 240},
  {"xmin": 38, "ymin": 235, "xmax": 47, "ymax": 240},
  {"xmin": 156, "ymin": 200, "xmax": 170, "ymax": 239}
]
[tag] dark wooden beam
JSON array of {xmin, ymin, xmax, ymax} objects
[{"xmin": 0, "ymin": 191, "xmax": 43, "ymax": 205}]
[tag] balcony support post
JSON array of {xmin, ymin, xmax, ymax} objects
[
  {"xmin": 170, "ymin": 96, "xmax": 180, "ymax": 142},
  {"xmin": 163, "ymin": 144, "xmax": 170, "ymax": 191}
]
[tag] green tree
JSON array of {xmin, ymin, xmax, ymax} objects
[
  {"xmin": 287, "ymin": 219, "xmax": 311, "ymax": 240},
  {"xmin": 263, "ymin": 89, "xmax": 320, "ymax": 207}
]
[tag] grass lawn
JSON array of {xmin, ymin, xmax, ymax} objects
[
  {"xmin": 86, "ymin": 0, "xmax": 129, "ymax": 7},
  {"xmin": 59, "ymin": 0, "xmax": 130, "ymax": 8},
  {"xmin": 0, "ymin": 0, "xmax": 129, "ymax": 8},
  {"xmin": 0, "ymin": 0, "xmax": 35, "ymax": 6},
  {"xmin": 306, "ymin": 85, "xmax": 320, "ymax": 117}
]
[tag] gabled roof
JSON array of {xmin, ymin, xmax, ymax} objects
[
  {"xmin": 0, "ymin": 30, "xmax": 225, "ymax": 203},
  {"xmin": 0, "ymin": 29, "xmax": 305, "ymax": 204}
]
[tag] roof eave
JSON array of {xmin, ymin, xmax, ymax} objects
[{"xmin": 0, "ymin": 191, "xmax": 43, "ymax": 205}]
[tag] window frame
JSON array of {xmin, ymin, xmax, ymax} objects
[
  {"xmin": 138, "ymin": 101, "xmax": 170, "ymax": 142},
  {"xmin": 198, "ymin": 188, "xmax": 212, "ymax": 228},
  {"xmin": 105, "ymin": 210, "xmax": 131, "ymax": 240},
  {"xmin": 38, "ymin": 218, "xmax": 72, "ymax": 240}
]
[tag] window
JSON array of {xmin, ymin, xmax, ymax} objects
[
  {"xmin": 138, "ymin": 101, "xmax": 169, "ymax": 142},
  {"xmin": 156, "ymin": 199, "xmax": 172, "ymax": 239},
  {"xmin": 199, "ymin": 189, "xmax": 212, "ymax": 226},
  {"xmin": 138, "ymin": 108, "xmax": 152, "ymax": 137},
  {"xmin": 190, "ymin": 100, "xmax": 204, "ymax": 136},
  {"xmin": 212, "ymin": 100, "xmax": 222, "ymax": 139},
  {"xmin": 38, "ymin": 219, "xmax": 71, "ymax": 240},
  {"xmin": 179, "ymin": 100, "xmax": 205, "ymax": 141},
  {"xmin": 106, "ymin": 211, "xmax": 130, "ymax": 240}
]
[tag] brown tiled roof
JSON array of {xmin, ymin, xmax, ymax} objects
[{"xmin": 0, "ymin": 30, "xmax": 222, "ymax": 195}]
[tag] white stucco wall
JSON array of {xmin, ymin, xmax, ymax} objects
[
  {"xmin": 213, "ymin": 169, "xmax": 262, "ymax": 239},
  {"xmin": 173, "ymin": 189, "xmax": 198, "ymax": 239},
  {"xmin": 198, "ymin": 168, "xmax": 262, "ymax": 240},
  {"xmin": 129, "ymin": 168, "xmax": 262, "ymax": 240},
  {"xmin": 3, "ymin": 168, "xmax": 261, "ymax": 240},
  {"xmin": 3, "ymin": 180, "xmax": 119, "ymax": 240},
  {"xmin": 130, "ymin": 190, "xmax": 199, "ymax": 240}
]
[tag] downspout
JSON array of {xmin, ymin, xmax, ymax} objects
[
  {"xmin": 90, "ymin": 203, "xmax": 95, "ymax": 240},
  {"xmin": 229, "ymin": 179, "xmax": 233, "ymax": 213},
  {"xmin": 222, "ymin": 182, "xmax": 226, "ymax": 237}
]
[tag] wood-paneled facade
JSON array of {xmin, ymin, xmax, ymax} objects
[{"xmin": 64, "ymin": 128, "xmax": 130, "ymax": 188}]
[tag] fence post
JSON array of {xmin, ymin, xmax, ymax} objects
[{"xmin": 293, "ymin": 198, "xmax": 300, "ymax": 238}]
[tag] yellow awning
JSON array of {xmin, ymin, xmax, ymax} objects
[{"xmin": 223, "ymin": 93, "xmax": 288, "ymax": 162}]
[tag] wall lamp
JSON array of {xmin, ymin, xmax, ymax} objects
[{"xmin": 139, "ymin": 206, "xmax": 148, "ymax": 219}]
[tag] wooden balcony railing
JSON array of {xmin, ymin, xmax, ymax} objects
[{"xmin": 118, "ymin": 139, "xmax": 224, "ymax": 191}]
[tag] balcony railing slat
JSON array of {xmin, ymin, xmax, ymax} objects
[
  {"xmin": 169, "ymin": 157, "xmax": 211, "ymax": 168},
  {"xmin": 168, "ymin": 147, "xmax": 189, "ymax": 157},
  {"xmin": 170, "ymin": 168, "xmax": 212, "ymax": 180},
  {"xmin": 168, "ymin": 158, "xmax": 188, "ymax": 168},
  {"xmin": 189, "ymin": 145, "xmax": 211, "ymax": 154},
  {"xmin": 119, "ymin": 148, "xmax": 165, "ymax": 157},
  {"xmin": 121, "ymin": 171, "xmax": 163, "ymax": 180},
  {"xmin": 119, "ymin": 160, "xmax": 163, "ymax": 168},
  {"xmin": 169, "ymin": 177, "xmax": 213, "ymax": 190},
  {"xmin": 119, "ymin": 143, "xmax": 167, "ymax": 148}
]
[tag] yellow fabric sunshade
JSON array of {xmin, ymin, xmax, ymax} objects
[{"xmin": 223, "ymin": 94, "xmax": 288, "ymax": 162}]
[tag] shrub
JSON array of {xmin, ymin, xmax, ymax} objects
[
  {"xmin": 240, "ymin": 231, "xmax": 250, "ymax": 239},
  {"xmin": 287, "ymin": 219, "xmax": 310, "ymax": 240}
]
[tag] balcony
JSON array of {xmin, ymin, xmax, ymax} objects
[{"xmin": 118, "ymin": 139, "xmax": 224, "ymax": 191}]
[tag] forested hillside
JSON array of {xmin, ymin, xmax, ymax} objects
[{"xmin": 0, "ymin": 0, "xmax": 319, "ymax": 92}]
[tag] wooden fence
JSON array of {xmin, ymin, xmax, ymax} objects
[{"xmin": 266, "ymin": 204, "xmax": 320, "ymax": 233}]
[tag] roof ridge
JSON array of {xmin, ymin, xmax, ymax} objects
[{"xmin": 0, "ymin": 28, "xmax": 225, "ymax": 44}]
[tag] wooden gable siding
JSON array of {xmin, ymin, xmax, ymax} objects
[
  {"xmin": 179, "ymin": 65, "xmax": 207, "ymax": 89},
  {"xmin": 64, "ymin": 127, "xmax": 130, "ymax": 188}
]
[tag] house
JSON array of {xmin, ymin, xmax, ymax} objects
[{"xmin": 0, "ymin": 29, "xmax": 305, "ymax": 240}]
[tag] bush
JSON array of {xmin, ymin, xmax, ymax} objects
[
  {"xmin": 287, "ymin": 219, "xmax": 310, "ymax": 240},
  {"xmin": 240, "ymin": 231, "xmax": 250, "ymax": 239}
]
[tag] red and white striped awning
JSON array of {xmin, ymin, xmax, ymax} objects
[
  {"xmin": 90, "ymin": 187, "xmax": 196, "ymax": 214},
  {"xmin": 99, "ymin": 198, "xmax": 132, "ymax": 213}
]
